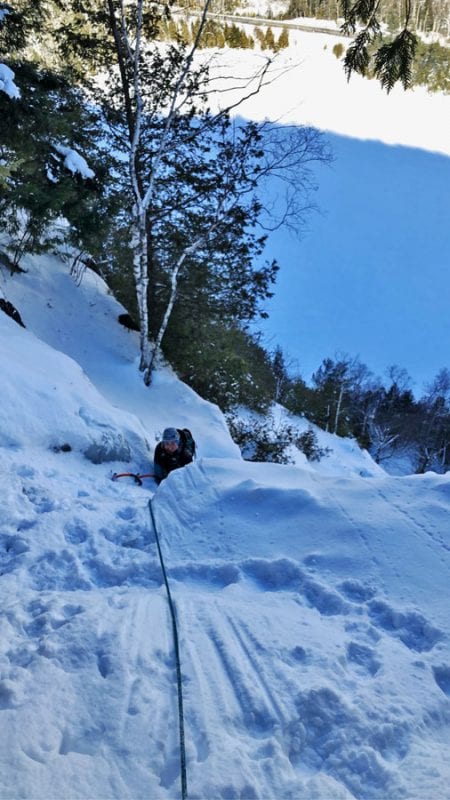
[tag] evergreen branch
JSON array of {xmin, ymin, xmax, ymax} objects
[
  {"xmin": 343, "ymin": 29, "xmax": 372, "ymax": 79},
  {"xmin": 341, "ymin": 0, "xmax": 381, "ymax": 35},
  {"xmin": 374, "ymin": 28, "xmax": 418, "ymax": 92}
]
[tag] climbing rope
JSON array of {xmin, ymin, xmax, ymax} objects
[{"xmin": 148, "ymin": 498, "xmax": 188, "ymax": 800}]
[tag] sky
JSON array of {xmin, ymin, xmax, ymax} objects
[
  {"xmin": 206, "ymin": 29, "xmax": 450, "ymax": 392},
  {"xmin": 1, "ymin": 242, "xmax": 450, "ymax": 800}
]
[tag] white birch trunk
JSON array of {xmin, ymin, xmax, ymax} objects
[
  {"xmin": 144, "ymin": 250, "xmax": 188, "ymax": 384},
  {"xmin": 145, "ymin": 218, "xmax": 222, "ymax": 382},
  {"xmin": 121, "ymin": 0, "xmax": 153, "ymax": 377},
  {"xmin": 333, "ymin": 384, "xmax": 345, "ymax": 434},
  {"xmin": 131, "ymin": 205, "xmax": 151, "ymax": 374},
  {"xmin": 133, "ymin": 0, "xmax": 212, "ymax": 382}
]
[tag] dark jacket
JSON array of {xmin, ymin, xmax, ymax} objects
[{"xmin": 153, "ymin": 440, "xmax": 193, "ymax": 484}]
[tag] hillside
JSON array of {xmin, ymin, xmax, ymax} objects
[{"xmin": 1, "ymin": 254, "xmax": 450, "ymax": 799}]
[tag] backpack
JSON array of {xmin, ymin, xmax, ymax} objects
[{"xmin": 178, "ymin": 428, "xmax": 196, "ymax": 459}]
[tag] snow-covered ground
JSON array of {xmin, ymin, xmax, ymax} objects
[
  {"xmin": 204, "ymin": 32, "xmax": 450, "ymax": 389},
  {"xmin": 1, "ymin": 253, "xmax": 450, "ymax": 799}
]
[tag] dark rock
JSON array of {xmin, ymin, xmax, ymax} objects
[
  {"xmin": 0, "ymin": 299, "xmax": 25, "ymax": 328},
  {"xmin": 118, "ymin": 313, "xmax": 140, "ymax": 332}
]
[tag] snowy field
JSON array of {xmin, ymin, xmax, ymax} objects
[
  {"xmin": 204, "ymin": 31, "xmax": 450, "ymax": 389},
  {"xmin": 1, "ymin": 254, "xmax": 450, "ymax": 799}
]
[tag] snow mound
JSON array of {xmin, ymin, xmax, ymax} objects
[{"xmin": 0, "ymin": 313, "xmax": 150, "ymax": 463}]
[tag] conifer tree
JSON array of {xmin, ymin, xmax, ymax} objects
[
  {"xmin": 0, "ymin": 58, "xmax": 115, "ymax": 268},
  {"xmin": 264, "ymin": 26, "xmax": 276, "ymax": 50},
  {"xmin": 276, "ymin": 27, "xmax": 290, "ymax": 51},
  {"xmin": 272, "ymin": 346, "xmax": 292, "ymax": 404}
]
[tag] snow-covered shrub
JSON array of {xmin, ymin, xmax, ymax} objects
[
  {"xmin": 295, "ymin": 427, "xmax": 332, "ymax": 462},
  {"xmin": 228, "ymin": 414, "xmax": 332, "ymax": 465},
  {"xmin": 227, "ymin": 414, "xmax": 296, "ymax": 464}
]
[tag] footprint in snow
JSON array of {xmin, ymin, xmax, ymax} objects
[
  {"xmin": 339, "ymin": 579, "xmax": 377, "ymax": 603},
  {"xmin": 23, "ymin": 599, "xmax": 84, "ymax": 638},
  {"xmin": 86, "ymin": 554, "xmax": 162, "ymax": 588},
  {"xmin": 116, "ymin": 505, "xmax": 137, "ymax": 521},
  {"xmin": 367, "ymin": 599, "xmax": 443, "ymax": 652},
  {"xmin": 242, "ymin": 558, "xmax": 351, "ymax": 616},
  {"xmin": 287, "ymin": 686, "xmax": 402, "ymax": 791},
  {"xmin": 4, "ymin": 600, "xmax": 85, "ymax": 676},
  {"xmin": 169, "ymin": 561, "xmax": 241, "ymax": 590},
  {"xmin": 0, "ymin": 679, "xmax": 21, "ymax": 709},
  {"xmin": 0, "ymin": 534, "xmax": 29, "ymax": 575},
  {"xmin": 22, "ymin": 485, "xmax": 56, "ymax": 513},
  {"xmin": 59, "ymin": 722, "xmax": 106, "ymax": 756},
  {"xmin": 29, "ymin": 550, "xmax": 91, "ymax": 591},
  {"xmin": 346, "ymin": 641, "xmax": 381, "ymax": 676},
  {"xmin": 345, "ymin": 620, "xmax": 381, "ymax": 644},
  {"xmin": 287, "ymin": 645, "xmax": 311, "ymax": 666},
  {"xmin": 16, "ymin": 518, "xmax": 38, "ymax": 532},
  {"xmin": 101, "ymin": 523, "xmax": 152, "ymax": 551},
  {"xmin": 96, "ymin": 634, "xmax": 115, "ymax": 678},
  {"xmin": 432, "ymin": 664, "xmax": 450, "ymax": 697},
  {"xmin": 16, "ymin": 466, "xmax": 35, "ymax": 479},
  {"xmin": 64, "ymin": 519, "xmax": 89, "ymax": 545}
]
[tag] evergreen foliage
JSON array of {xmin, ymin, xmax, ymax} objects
[
  {"xmin": 410, "ymin": 40, "xmax": 450, "ymax": 93},
  {"xmin": 167, "ymin": 2, "xmax": 447, "ymax": 91},
  {"xmin": 276, "ymin": 27, "xmax": 290, "ymax": 51},
  {"xmin": 227, "ymin": 414, "xmax": 331, "ymax": 464},
  {"xmin": 168, "ymin": 323, "xmax": 276, "ymax": 411},
  {"xmin": 264, "ymin": 27, "xmax": 276, "ymax": 50},
  {"xmin": 271, "ymin": 346, "xmax": 292, "ymax": 404},
  {"xmin": 295, "ymin": 426, "xmax": 332, "ymax": 461},
  {"xmin": 277, "ymin": 355, "xmax": 450, "ymax": 474},
  {"xmin": 0, "ymin": 0, "xmax": 328, "ymax": 396},
  {"xmin": 281, "ymin": 0, "xmax": 447, "ymax": 91},
  {"xmin": 281, "ymin": 0, "xmax": 450, "ymax": 39},
  {"xmin": 374, "ymin": 28, "xmax": 417, "ymax": 91},
  {"xmin": 227, "ymin": 413, "xmax": 298, "ymax": 464},
  {"xmin": 0, "ymin": 61, "xmax": 116, "ymax": 268},
  {"xmin": 40, "ymin": 0, "xmax": 328, "ymax": 383}
]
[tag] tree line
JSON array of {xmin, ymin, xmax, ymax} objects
[
  {"xmin": 245, "ymin": 349, "xmax": 450, "ymax": 474},
  {"xmin": 279, "ymin": 0, "xmax": 450, "ymax": 37},
  {"xmin": 200, "ymin": 0, "xmax": 450, "ymax": 92},
  {"xmin": 159, "ymin": 15, "xmax": 291, "ymax": 50}
]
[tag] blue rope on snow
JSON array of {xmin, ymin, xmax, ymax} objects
[{"xmin": 148, "ymin": 498, "xmax": 188, "ymax": 800}]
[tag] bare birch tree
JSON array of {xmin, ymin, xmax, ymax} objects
[{"xmin": 54, "ymin": 0, "xmax": 329, "ymax": 384}]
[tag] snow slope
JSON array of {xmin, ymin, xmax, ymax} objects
[{"xmin": 1, "ymin": 254, "xmax": 450, "ymax": 800}]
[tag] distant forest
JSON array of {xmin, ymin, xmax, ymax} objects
[
  {"xmin": 202, "ymin": 0, "xmax": 450, "ymax": 38},
  {"xmin": 178, "ymin": 0, "xmax": 450, "ymax": 92},
  {"xmin": 227, "ymin": 351, "xmax": 450, "ymax": 475}
]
